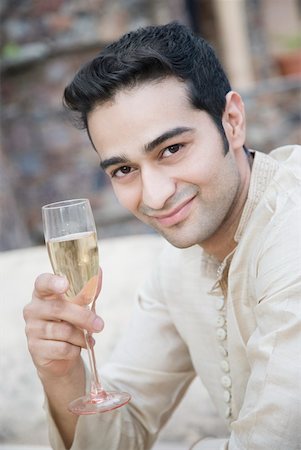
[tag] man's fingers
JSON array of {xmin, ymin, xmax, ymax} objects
[
  {"xmin": 69, "ymin": 268, "xmax": 103, "ymax": 306},
  {"xmin": 34, "ymin": 273, "xmax": 69, "ymax": 297},
  {"xmin": 25, "ymin": 295, "xmax": 104, "ymax": 334},
  {"xmin": 33, "ymin": 269, "xmax": 103, "ymax": 306},
  {"xmin": 27, "ymin": 319, "xmax": 87, "ymax": 349},
  {"xmin": 95, "ymin": 267, "xmax": 102, "ymax": 297},
  {"xmin": 29, "ymin": 271, "xmax": 105, "ymax": 333},
  {"xmin": 48, "ymin": 300, "xmax": 103, "ymax": 332},
  {"xmin": 29, "ymin": 337, "xmax": 82, "ymax": 362}
]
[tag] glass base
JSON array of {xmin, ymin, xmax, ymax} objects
[{"xmin": 68, "ymin": 391, "xmax": 131, "ymax": 415}]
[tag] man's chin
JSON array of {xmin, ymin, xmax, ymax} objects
[
  {"xmin": 140, "ymin": 217, "xmax": 200, "ymax": 248},
  {"xmin": 157, "ymin": 229, "xmax": 198, "ymax": 249}
]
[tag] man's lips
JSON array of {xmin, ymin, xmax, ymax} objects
[{"xmin": 151, "ymin": 196, "xmax": 196, "ymax": 227}]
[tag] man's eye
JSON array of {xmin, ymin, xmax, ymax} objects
[
  {"xmin": 162, "ymin": 144, "xmax": 183, "ymax": 158},
  {"xmin": 112, "ymin": 166, "xmax": 133, "ymax": 178}
]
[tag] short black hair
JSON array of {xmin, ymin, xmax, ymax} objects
[{"xmin": 64, "ymin": 22, "xmax": 232, "ymax": 149}]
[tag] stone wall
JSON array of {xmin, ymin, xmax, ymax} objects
[
  {"xmin": 1, "ymin": 0, "xmax": 300, "ymax": 251},
  {"xmin": 1, "ymin": 0, "xmax": 176, "ymax": 251}
]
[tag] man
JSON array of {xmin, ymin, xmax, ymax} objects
[{"xmin": 24, "ymin": 22, "xmax": 301, "ymax": 449}]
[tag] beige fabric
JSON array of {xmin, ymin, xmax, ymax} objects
[
  {"xmin": 191, "ymin": 438, "xmax": 228, "ymax": 450},
  {"xmin": 47, "ymin": 145, "xmax": 301, "ymax": 450}
]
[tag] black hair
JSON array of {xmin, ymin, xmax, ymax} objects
[{"xmin": 64, "ymin": 22, "xmax": 232, "ymax": 151}]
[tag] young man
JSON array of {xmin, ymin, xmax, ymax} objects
[{"xmin": 24, "ymin": 22, "xmax": 301, "ymax": 449}]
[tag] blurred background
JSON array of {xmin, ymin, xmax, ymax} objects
[{"xmin": 1, "ymin": 0, "xmax": 300, "ymax": 252}]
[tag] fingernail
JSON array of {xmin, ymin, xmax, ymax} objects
[
  {"xmin": 93, "ymin": 317, "xmax": 103, "ymax": 332},
  {"xmin": 54, "ymin": 276, "xmax": 67, "ymax": 292}
]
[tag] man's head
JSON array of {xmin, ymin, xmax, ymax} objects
[
  {"xmin": 64, "ymin": 22, "xmax": 231, "ymax": 150},
  {"xmin": 64, "ymin": 22, "xmax": 249, "ymax": 254}
]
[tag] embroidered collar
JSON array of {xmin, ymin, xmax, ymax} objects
[
  {"xmin": 203, "ymin": 150, "xmax": 279, "ymax": 284},
  {"xmin": 234, "ymin": 150, "xmax": 279, "ymax": 243}
]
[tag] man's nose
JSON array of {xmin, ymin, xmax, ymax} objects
[{"xmin": 141, "ymin": 168, "xmax": 176, "ymax": 211}]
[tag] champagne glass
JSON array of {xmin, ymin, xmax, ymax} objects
[{"xmin": 42, "ymin": 198, "xmax": 131, "ymax": 415}]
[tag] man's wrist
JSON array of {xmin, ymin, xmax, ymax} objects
[{"xmin": 38, "ymin": 357, "xmax": 85, "ymax": 386}]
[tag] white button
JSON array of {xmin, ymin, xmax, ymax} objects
[
  {"xmin": 223, "ymin": 389, "xmax": 231, "ymax": 403},
  {"xmin": 216, "ymin": 316, "xmax": 225, "ymax": 327},
  {"xmin": 221, "ymin": 375, "xmax": 232, "ymax": 388},
  {"xmin": 215, "ymin": 297, "xmax": 224, "ymax": 310},
  {"xmin": 220, "ymin": 360, "xmax": 230, "ymax": 373},
  {"xmin": 225, "ymin": 406, "xmax": 232, "ymax": 418},
  {"xmin": 216, "ymin": 328, "xmax": 227, "ymax": 341},
  {"xmin": 218, "ymin": 345, "xmax": 228, "ymax": 357}
]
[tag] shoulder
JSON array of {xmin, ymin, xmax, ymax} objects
[
  {"xmin": 255, "ymin": 145, "xmax": 301, "ymax": 216},
  {"xmin": 249, "ymin": 146, "xmax": 301, "ymax": 258},
  {"xmin": 269, "ymin": 144, "xmax": 301, "ymax": 187},
  {"xmin": 269, "ymin": 144, "xmax": 301, "ymax": 166}
]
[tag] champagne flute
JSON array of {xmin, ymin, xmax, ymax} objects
[{"xmin": 42, "ymin": 198, "xmax": 131, "ymax": 415}]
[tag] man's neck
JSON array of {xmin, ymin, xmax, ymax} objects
[
  {"xmin": 201, "ymin": 150, "xmax": 252, "ymax": 262},
  {"xmin": 201, "ymin": 207, "xmax": 244, "ymax": 262}
]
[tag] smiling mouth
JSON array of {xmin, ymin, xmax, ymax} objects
[{"xmin": 152, "ymin": 196, "xmax": 196, "ymax": 227}]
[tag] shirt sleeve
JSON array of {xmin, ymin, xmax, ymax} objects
[
  {"xmin": 191, "ymin": 437, "xmax": 228, "ymax": 449},
  {"xmin": 46, "ymin": 251, "xmax": 195, "ymax": 450},
  {"xmin": 227, "ymin": 201, "xmax": 301, "ymax": 449}
]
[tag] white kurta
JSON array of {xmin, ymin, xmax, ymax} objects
[{"xmin": 47, "ymin": 146, "xmax": 301, "ymax": 450}]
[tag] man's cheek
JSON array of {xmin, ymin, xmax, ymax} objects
[{"xmin": 113, "ymin": 188, "xmax": 137, "ymax": 213}]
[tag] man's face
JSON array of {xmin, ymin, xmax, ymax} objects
[{"xmin": 88, "ymin": 77, "xmax": 245, "ymax": 249}]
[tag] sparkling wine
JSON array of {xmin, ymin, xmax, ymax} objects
[
  {"xmin": 43, "ymin": 199, "xmax": 131, "ymax": 414},
  {"xmin": 47, "ymin": 231, "xmax": 99, "ymax": 305}
]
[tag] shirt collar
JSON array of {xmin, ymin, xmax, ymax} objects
[
  {"xmin": 202, "ymin": 150, "xmax": 279, "ymax": 283},
  {"xmin": 234, "ymin": 150, "xmax": 279, "ymax": 243}
]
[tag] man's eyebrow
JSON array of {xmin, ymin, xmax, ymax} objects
[
  {"xmin": 100, "ymin": 126, "xmax": 194, "ymax": 171},
  {"xmin": 144, "ymin": 126, "xmax": 194, "ymax": 153},
  {"xmin": 100, "ymin": 156, "xmax": 129, "ymax": 171}
]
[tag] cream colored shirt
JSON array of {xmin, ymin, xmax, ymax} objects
[{"xmin": 47, "ymin": 146, "xmax": 301, "ymax": 450}]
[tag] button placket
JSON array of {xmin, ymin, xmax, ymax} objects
[
  {"xmin": 218, "ymin": 345, "xmax": 228, "ymax": 357},
  {"xmin": 225, "ymin": 405, "xmax": 232, "ymax": 419},
  {"xmin": 214, "ymin": 292, "xmax": 232, "ymax": 420},
  {"xmin": 220, "ymin": 360, "xmax": 230, "ymax": 373},
  {"xmin": 221, "ymin": 375, "xmax": 232, "ymax": 388},
  {"xmin": 215, "ymin": 297, "xmax": 224, "ymax": 311},
  {"xmin": 214, "ymin": 296, "xmax": 228, "ymax": 359},
  {"xmin": 223, "ymin": 389, "xmax": 231, "ymax": 403},
  {"xmin": 216, "ymin": 316, "xmax": 225, "ymax": 327},
  {"xmin": 216, "ymin": 328, "xmax": 227, "ymax": 341}
]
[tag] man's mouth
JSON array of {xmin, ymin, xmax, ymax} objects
[{"xmin": 152, "ymin": 196, "xmax": 196, "ymax": 227}]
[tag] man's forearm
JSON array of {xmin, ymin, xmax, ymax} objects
[{"xmin": 39, "ymin": 357, "xmax": 86, "ymax": 449}]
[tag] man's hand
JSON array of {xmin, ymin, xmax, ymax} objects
[
  {"xmin": 23, "ymin": 271, "xmax": 104, "ymax": 448},
  {"xmin": 23, "ymin": 271, "xmax": 104, "ymax": 380}
]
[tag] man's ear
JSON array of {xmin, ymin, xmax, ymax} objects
[{"xmin": 222, "ymin": 91, "xmax": 246, "ymax": 150}]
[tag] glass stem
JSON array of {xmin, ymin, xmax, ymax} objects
[{"xmin": 84, "ymin": 330, "xmax": 108, "ymax": 399}]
